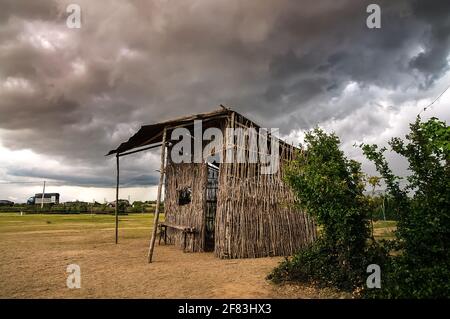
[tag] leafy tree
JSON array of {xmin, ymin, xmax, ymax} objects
[
  {"xmin": 367, "ymin": 176, "xmax": 382, "ymax": 196},
  {"xmin": 362, "ymin": 117, "xmax": 450, "ymax": 298},
  {"xmin": 268, "ymin": 128, "xmax": 387, "ymax": 292}
]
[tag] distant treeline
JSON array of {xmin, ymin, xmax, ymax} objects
[
  {"xmin": 0, "ymin": 201, "xmax": 163, "ymax": 214},
  {"xmin": 367, "ymin": 195, "xmax": 398, "ymax": 221}
]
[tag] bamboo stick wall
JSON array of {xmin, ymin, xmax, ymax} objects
[
  {"xmin": 214, "ymin": 114, "xmax": 317, "ymax": 258},
  {"xmin": 164, "ymin": 161, "xmax": 208, "ymax": 252},
  {"xmin": 162, "ymin": 112, "xmax": 316, "ymax": 258}
]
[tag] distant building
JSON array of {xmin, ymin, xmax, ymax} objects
[
  {"xmin": 27, "ymin": 193, "xmax": 60, "ymax": 205},
  {"xmin": 0, "ymin": 200, "xmax": 14, "ymax": 206},
  {"xmin": 108, "ymin": 199, "xmax": 130, "ymax": 208}
]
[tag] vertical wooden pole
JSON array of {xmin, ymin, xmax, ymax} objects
[
  {"xmin": 148, "ymin": 128, "xmax": 167, "ymax": 263},
  {"xmin": 226, "ymin": 112, "xmax": 235, "ymax": 256},
  {"xmin": 115, "ymin": 154, "xmax": 119, "ymax": 244},
  {"xmin": 40, "ymin": 181, "xmax": 46, "ymax": 209}
]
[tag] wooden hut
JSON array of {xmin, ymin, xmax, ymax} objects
[{"xmin": 107, "ymin": 107, "xmax": 316, "ymax": 261}]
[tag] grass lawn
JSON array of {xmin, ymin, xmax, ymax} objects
[
  {"xmin": 316, "ymin": 220, "xmax": 397, "ymax": 241},
  {"xmin": 0, "ymin": 212, "xmax": 160, "ymax": 239},
  {"xmin": 373, "ymin": 220, "xmax": 397, "ymax": 241}
]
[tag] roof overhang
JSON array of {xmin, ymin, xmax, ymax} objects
[
  {"xmin": 106, "ymin": 107, "xmax": 232, "ymax": 156},
  {"xmin": 106, "ymin": 106, "xmax": 299, "ymax": 156}
]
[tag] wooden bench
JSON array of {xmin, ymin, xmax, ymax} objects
[{"xmin": 158, "ymin": 222, "xmax": 196, "ymax": 252}]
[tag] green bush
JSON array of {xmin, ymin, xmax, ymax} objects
[
  {"xmin": 362, "ymin": 117, "xmax": 450, "ymax": 298},
  {"xmin": 268, "ymin": 128, "xmax": 387, "ymax": 293},
  {"xmin": 270, "ymin": 117, "xmax": 449, "ymax": 298}
]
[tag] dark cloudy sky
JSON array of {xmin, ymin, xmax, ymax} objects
[{"xmin": 0, "ymin": 0, "xmax": 449, "ymax": 202}]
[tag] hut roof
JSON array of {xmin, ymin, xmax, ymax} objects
[{"xmin": 107, "ymin": 106, "xmax": 294, "ymax": 156}]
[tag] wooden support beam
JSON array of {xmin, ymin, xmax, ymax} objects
[
  {"xmin": 40, "ymin": 180, "xmax": 46, "ymax": 209},
  {"xmin": 148, "ymin": 128, "xmax": 167, "ymax": 263},
  {"xmin": 115, "ymin": 154, "xmax": 119, "ymax": 244},
  {"xmin": 118, "ymin": 142, "xmax": 162, "ymax": 157}
]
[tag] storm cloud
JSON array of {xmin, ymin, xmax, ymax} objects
[{"xmin": 0, "ymin": 0, "xmax": 449, "ymax": 200}]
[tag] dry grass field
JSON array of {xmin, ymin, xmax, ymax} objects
[{"xmin": 0, "ymin": 213, "xmax": 393, "ymax": 299}]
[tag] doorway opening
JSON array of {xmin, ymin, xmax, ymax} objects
[{"xmin": 205, "ymin": 163, "xmax": 219, "ymax": 251}]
